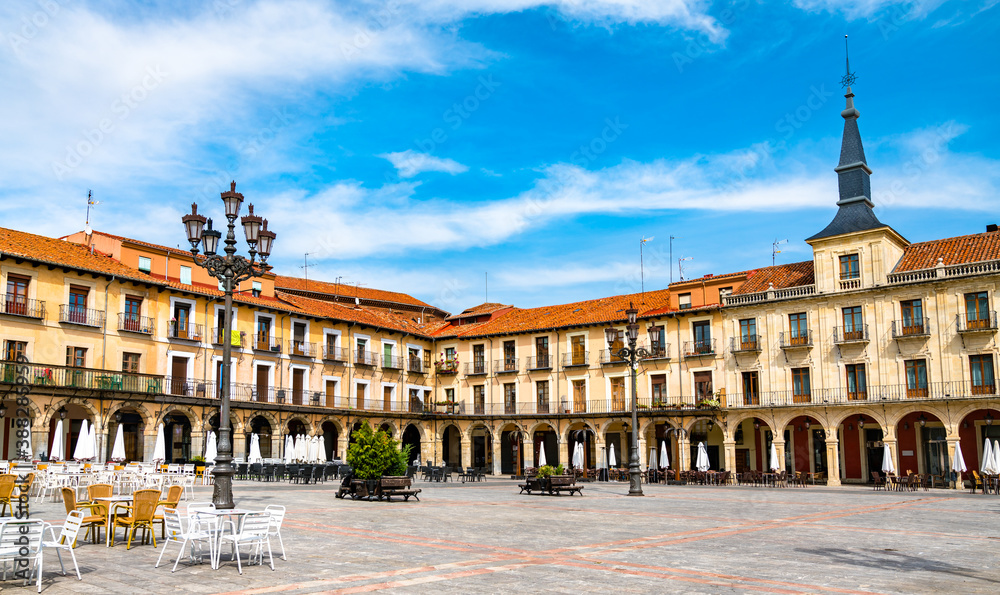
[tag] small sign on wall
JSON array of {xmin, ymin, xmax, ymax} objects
[{"xmin": 902, "ymin": 450, "xmax": 914, "ymax": 457}]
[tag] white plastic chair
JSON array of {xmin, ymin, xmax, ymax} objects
[
  {"xmin": 216, "ymin": 512, "xmax": 274, "ymax": 574},
  {"xmin": 263, "ymin": 505, "xmax": 286, "ymax": 560},
  {"xmin": 41, "ymin": 510, "xmax": 84, "ymax": 583},
  {"xmin": 155, "ymin": 508, "xmax": 215, "ymax": 572},
  {"xmin": 0, "ymin": 519, "xmax": 45, "ymax": 592}
]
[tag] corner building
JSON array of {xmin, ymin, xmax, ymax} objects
[{"xmin": 1, "ymin": 83, "xmax": 997, "ymax": 486}]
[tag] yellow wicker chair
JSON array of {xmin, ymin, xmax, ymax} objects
[
  {"xmin": 0, "ymin": 474, "xmax": 15, "ymax": 516},
  {"xmin": 88, "ymin": 483, "xmax": 113, "ymax": 501},
  {"xmin": 112, "ymin": 489, "xmax": 160, "ymax": 549},
  {"xmin": 61, "ymin": 487, "xmax": 107, "ymax": 544}
]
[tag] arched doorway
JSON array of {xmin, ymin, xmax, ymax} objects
[
  {"xmin": 958, "ymin": 408, "xmax": 1000, "ymax": 481},
  {"xmin": 442, "ymin": 425, "xmax": 461, "ymax": 467},
  {"xmin": 533, "ymin": 424, "xmax": 557, "ymax": 468},
  {"xmin": 788, "ymin": 415, "xmax": 825, "ymax": 475},
  {"xmin": 108, "ymin": 409, "xmax": 144, "ymax": 462},
  {"xmin": 322, "ymin": 421, "xmax": 339, "ymax": 461},
  {"xmin": 163, "ymin": 413, "xmax": 192, "ymax": 463},
  {"xmin": 47, "ymin": 403, "xmax": 94, "ymax": 461},
  {"xmin": 838, "ymin": 413, "xmax": 883, "ymax": 483},
  {"xmin": 0, "ymin": 398, "xmax": 33, "ymax": 460},
  {"xmin": 470, "ymin": 425, "xmax": 492, "ymax": 473},
  {"xmin": 896, "ymin": 411, "xmax": 946, "ymax": 477},
  {"xmin": 566, "ymin": 424, "xmax": 596, "ymax": 470},
  {"xmin": 247, "ymin": 416, "xmax": 272, "ymax": 459},
  {"xmin": 402, "ymin": 424, "xmax": 421, "ymax": 464},
  {"xmin": 688, "ymin": 419, "xmax": 722, "ymax": 470},
  {"xmin": 500, "ymin": 424, "xmax": 524, "ymax": 475}
]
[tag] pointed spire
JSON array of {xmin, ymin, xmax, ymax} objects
[{"xmin": 807, "ymin": 36, "xmax": 885, "ymax": 242}]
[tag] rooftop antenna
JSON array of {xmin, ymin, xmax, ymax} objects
[
  {"xmin": 640, "ymin": 236, "xmax": 654, "ymax": 303},
  {"xmin": 669, "ymin": 236, "xmax": 680, "ymax": 284},
  {"xmin": 841, "ymin": 34, "xmax": 857, "ymax": 89},
  {"xmin": 772, "ymin": 239, "xmax": 787, "ymax": 267},
  {"xmin": 334, "ymin": 276, "xmax": 343, "ymax": 299},
  {"xmin": 678, "ymin": 257, "xmax": 693, "ymax": 282},
  {"xmin": 84, "ymin": 190, "xmax": 99, "ymax": 252},
  {"xmin": 299, "ymin": 253, "xmax": 314, "ymax": 280}
]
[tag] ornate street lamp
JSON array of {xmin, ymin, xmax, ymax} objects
[
  {"xmin": 604, "ymin": 302, "xmax": 648, "ymax": 496},
  {"xmin": 181, "ymin": 181, "xmax": 275, "ymax": 509}
]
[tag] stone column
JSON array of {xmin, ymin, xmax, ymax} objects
[
  {"xmin": 722, "ymin": 439, "xmax": 736, "ymax": 473},
  {"xmin": 883, "ymin": 438, "xmax": 900, "ymax": 476},
  {"xmin": 677, "ymin": 437, "xmax": 690, "ymax": 474},
  {"xmin": 771, "ymin": 439, "xmax": 786, "ymax": 472},
  {"xmin": 460, "ymin": 436, "xmax": 472, "ymax": 471},
  {"xmin": 143, "ymin": 426, "xmax": 158, "ymax": 462},
  {"xmin": 191, "ymin": 430, "xmax": 206, "ymax": 463},
  {"xmin": 946, "ymin": 437, "xmax": 961, "ymax": 489},
  {"xmin": 32, "ymin": 420, "xmax": 47, "ymax": 461},
  {"xmin": 337, "ymin": 435, "xmax": 349, "ymax": 462},
  {"xmin": 491, "ymin": 435, "xmax": 502, "ymax": 476},
  {"xmin": 522, "ymin": 439, "xmax": 533, "ymax": 470},
  {"xmin": 561, "ymin": 439, "xmax": 572, "ymax": 470},
  {"xmin": 824, "ymin": 433, "xmax": 842, "ymax": 487},
  {"xmin": 232, "ymin": 432, "xmax": 246, "ymax": 461},
  {"xmin": 637, "ymin": 437, "xmax": 648, "ymax": 469}
]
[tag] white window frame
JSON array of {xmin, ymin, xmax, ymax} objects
[
  {"xmin": 289, "ymin": 363, "xmax": 311, "ymax": 402},
  {"xmin": 322, "ymin": 375, "xmax": 341, "ymax": 407},
  {"xmin": 64, "ymin": 277, "xmax": 98, "ymax": 309},
  {"xmin": 179, "ymin": 265, "xmax": 192, "ymax": 285},
  {"xmin": 380, "ymin": 382, "xmax": 397, "ymax": 410},
  {"xmin": 355, "ymin": 381, "xmax": 369, "ymax": 408}
]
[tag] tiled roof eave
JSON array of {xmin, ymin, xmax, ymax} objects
[{"xmin": 0, "ymin": 250, "xmax": 158, "ymax": 286}]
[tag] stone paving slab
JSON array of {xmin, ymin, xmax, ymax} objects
[{"xmin": 5, "ymin": 479, "xmax": 998, "ymax": 594}]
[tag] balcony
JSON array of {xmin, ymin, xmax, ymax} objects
[
  {"xmin": 288, "ymin": 340, "xmax": 316, "ymax": 358},
  {"xmin": 599, "ymin": 349, "xmax": 627, "ymax": 366},
  {"xmin": 642, "ymin": 344, "xmax": 670, "ymax": 361},
  {"xmin": 382, "ymin": 355, "xmax": 403, "ymax": 370},
  {"xmin": 730, "ymin": 336, "xmax": 762, "ymax": 354},
  {"xmin": 682, "ymin": 339, "xmax": 715, "ymax": 358},
  {"xmin": 0, "ymin": 360, "xmax": 163, "ymax": 393},
  {"xmin": 322, "ymin": 345, "xmax": 347, "ymax": 362},
  {"xmin": 252, "ymin": 335, "xmax": 282, "ymax": 353},
  {"xmin": 778, "ymin": 331, "xmax": 812, "ymax": 350},
  {"xmin": 561, "ymin": 352, "xmax": 589, "ymax": 368},
  {"xmin": 408, "ymin": 359, "xmax": 425, "ymax": 374},
  {"xmin": 435, "ymin": 359, "xmax": 459, "ymax": 375},
  {"xmin": 891, "ymin": 318, "xmax": 930, "ymax": 339},
  {"xmin": 526, "ymin": 355, "xmax": 552, "ymax": 370},
  {"xmin": 212, "ymin": 329, "xmax": 245, "ymax": 348},
  {"xmin": 494, "ymin": 358, "xmax": 519, "ymax": 375},
  {"xmin": 0, "ymin": 295, "xmax": 45, "ymax": 319},
  {"xmin": 354, "ymin": 350, "xmax": 378, "ymax": 367},
  {"xmin": 169, "ymin": 321, "xmax": 204, "ymax": 342},
  {"xmin": 839, "ymin": 277, "xmax": 861, "ymax": 291},
  {"xmin": 833, "ymin": 325, "xmax": 869, "ymax": 344},
  {"xmin": 118, "ymin": 313, "xmax": 155, "ymax": 335},
  {"xmin": 957, "ymin": 312, "xmax": 998, "ymax": 333},
  {"xmin": 465, "ymin": 360, "xmax": 489, "ymax": 376},
  {"xmin": 59, "ymin": 305, "xmax": 105, "ymax": 328}
]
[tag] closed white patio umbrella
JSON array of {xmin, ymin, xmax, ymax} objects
[
  {"xmin": 204, "ymin": 431, "xmax": 218, "ymax": 464},
  {"xmin": 248, "ymin": 434, "xmax": 263, "ymax": 464},
  {"xmin": 72, "ymin": 419, "xmax": 90, "ymax": 461},
  {"xmin": 283, "ymin": 435, "xmax": 294, "ymax": 463},
  {"xmin": 50, "ymin": 419, "xmax": 64, "ymax": 462},
  {"xmin": 297, "ymin": 434, "xmax": 309, "ymax": 461},
  {"xmin": 881, "ymin": 443, "xmax": 895, "ymax": 475},
  {"xmin": 150, "ymin": 423, "xmax": 166, "ymax": 463},
  {"xmin": 608, "ymin": 443, "xmax": 617, "ymax": 468},
  {"xmin": 648, "ymin": 446, "xmax": 657, "ymax": 470},
  {"xmin": 88, "ymin": 421, "xmax": 98, "ymax": 461},
  {"xmin": 951, "ymin": 441, "xmax": 968, "ymax": 474},
  {"xmin": 660, "ymin": 440, "xmax": 669, "ymax": 469},
  {"xmin": 992, "ymin": 441, "xmax": 1000, "ymax": 475},
  {"xmin": 696, "ymin": 442, "xmax": 710, "ymax": 472},
  {"xmin": 769, "ymin": 441, "xmax": 781, "ymax": 472},
  {"xmin": 981, "ymin": 439, "xmax": 994, "ymax": 474},
  {"xmin": 111, "ymin": 424, "xmax": 126, "ymax": 461},
  {"xmin": 308, "ymin": 435, "xmax": 319, "ymax": 462},
  {"xmin": 537, "ymin": 444, "xmax": 547, "ymax": 467}
]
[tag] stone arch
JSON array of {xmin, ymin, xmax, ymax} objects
[
  {"xmin": 401, "ymin": 421, "xmax": 429, "ymax": 442},
  {"xmin": 464, "ymin": 421, "xmax": 492, "ymax": 442},
  {"xmin": 316, "ymin": 416, "xmax": 344, "ymax": 435},
  {"xmin": 40, "ymin": 397, "xmax": 99, "ymax": 429},
  {"xmin": 953, "ymin": 403, "xmax": 1000, "ymax": 429},
  {"xmin": 436, "ymin": 421, "xmax": 462, "ymax": 442},
  {"xmin": 829, "ymin": 407, "xmax": 890, "ymax": 433},
  {"xmin": 527, "ymin": 421, "xmax": 556, "ymax": 438},
  {"xmin": 561, "ymin": 421, "xmax": 596, "ymax": 444},
  {"xmin": 639, "ymin": 417, "xmax": 677, "ymax": 436},
  {"xmin": 682, "ymin": 415, "xmax": 716, "ymax": 435},
  {"xmin": 884, "ymin": 403, "xmax": 953, "ymax": 433},
  {"xmin": 202, "ymin": 411, "xmax": 243, "ymax": 436},
  {"xmin": 245, "ymin": 410, "xmax": 279, "ymax": 434},
  {"xmin": 155, "ymin": 404, "xmax": 199, "ymax": 429},
  {"xmin": 499, "ymin": 421, "xmax": 528, "ymax": 439},
  {"xmin": 106, "ymin": 401, "xmax": 153, "ymax": 428},
  {"xmin": 376, "ymin": 419, "xmax": 400, "ymax": 438},
  {"xmin": 284, "ymin": 415, "xmax": 313, "ymax": 435}
]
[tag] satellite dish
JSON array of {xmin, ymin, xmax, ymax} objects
[{"xmin": 84, "ymin": 224, "xmax": 92, "ymax": 236}]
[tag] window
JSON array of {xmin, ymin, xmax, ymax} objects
[
  {"xmin": 473, "ymin": 385, "xmax": 485, "ymax": 414},
  {"xmin": 965, "ymin": 292, "xmax": 991, "ymax": 329},
  {"xmin": 789, "ymin": 312, "xmax": 808, "ymax": 345},
  {"xmin": 842, "ymin": 306, "xmax": 864, "ymax": 340},
  {"xmin": 137, "ymin": 256, "xmax": 152, "ymax": 273},
  {"xmin": 65, "ymin": 347, "xmax": 86, "ymax": 368},
  {"xmin": 4, "ymin": 340, "xmax": 26, "ymax": 361},
  {"xmin": 257, "ymin": 316, "xmax": 273, "ymax": 350},
  {"xmin": 739, "ymin": 318, "xmax": 757, "ymax": 349},
  {"xmin": 445, "ymin": 388, "xmax": 455, "ymax": 403},
  {"xmin": 900, "ymin": 299, "xmax": 924, "ymax": 334},
  {"xmin": 179, "ymin": 266, "xmax": 192, "ymax": 285},
  {"xmin": 792, "ymin": 368, "xmax": 810, "ymax": 402},
  {"xmin": 651, "ymin": 375, "xmax": 666, "ymax": 405},
  {"xmin": 122, "ymin": 352, "xmax": 140, "ymax": 373},
  {"xmin": 570, "ymin": 335, "xmax": 586, "ymax": 365},
  {"xmin": 970, "ymin": 355, "xmax": 995, "ymax": 395},
  {"xmin": 694, "ymin": 371, "xmax": 712, "ymax": 400},
  {"xmin": 4, "ymin": 274, "xmax": 30, "ymax": 315},
  {"xmin": 839, "ymin": 253, "xmax": 859, "ymax": 279},
  {"xmin": 608, "ymin": 329, "xmax": 624, "ymax": 361},
  {"xmin": 503, "ymin": 340, "xmax": 515, "ymax": 370},
  {"xmin": 173, "ymin": 304, "xmax": 192, "ymax": 339},
  {"xmin": 251, "ymin": 281, "xmax": 262, "ymax": 298},
  {"xmin": 610, "ymin": 377, "xmax": 626, "ymax": 411},
  {"xmin": 408, "ymin": 388, "xmax": 422, "ymax": 413},
  {"xmin": 536, "ymin": 380, "xmax": 549, "ymax": 414},
  {"xmin": 742, "ymin": 371, "xmax": 759, "ymax": 405},
  {"xmin": 905, "ymin": 359, "xmax": 928, "ymax": 398},
  {"xmin": 383, "ymin": 343, "xmax": 395, "ymax": 367},
  {"xmin": 292, "ymin": 321, "xmax": 307, "ymax": 355},
  {"xmin": 679, "ymin": 293, "xmax": 691, "ymax": 309},
  {"xmin": 444, "ymin": 346, "xmax": 456, "ymax": 361},
  {"xmin": 123, "ymin": 296, "xmax": 142, "ymax": 331},
  {"xmin": 355, "ymin": 337, "xmax": 367, "ymax": 361},
  {"xmin": 649, "ymin": 325, "xmax": 665, "ymax": 357},
  {"xmin": 535, "ymin": 337, "xmax": 549, "ymax": 368},
  {"xmin": 472, "ymin": 344, "xmax": 485, "ymax": 374},
  {"xmin": 846, "ymin": 364, "xmax": 867, "ymax": 400},
  {"xmin": 693, "ymin": 321, "xmax": 711, "ymax": 353},
  {"xmin": 423, "ymin": 348, "xmax": 431, "ymax": 372},
  {"xmin": 68, "ymin": 286, "xmax": 88, "ymax": 323},
  {"xmin": 408, "ymin": 347, "xmax": 421, "ymax": 372},
  {"xmin": 504, "ymin": 383, "xmax": 516, "ymax": 414},
  {"xmin": 572, "ymin": 379, "xmax": 586, "ymax": 413}
]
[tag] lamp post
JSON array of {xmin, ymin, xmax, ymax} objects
[
  {"xmin": 181, "ymin": 181, "xmax": 276, "ymax": 509},
  {"xmin": 604, "ymin": 302, "xmax": 653, "ymax": 497}
]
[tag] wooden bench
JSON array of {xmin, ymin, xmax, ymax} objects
[
  {"xmin": 547, "ymin": 475, "xmax": 583, "ymax": 496},
  {"xmin": 376, "ymin": 476, "xmax": 421, "ymax": 501},
  {"xmin": 518, "ymin": 475, "xmax": 541, "ymax": 494}
]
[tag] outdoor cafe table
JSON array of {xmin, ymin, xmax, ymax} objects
[
  {"xmin": 190, "ymin": 508, "xmax": 262, "ymax": 570},
  {"xmin": 93, "ymin": 495, "xmax": 132, "ymax": 547}
]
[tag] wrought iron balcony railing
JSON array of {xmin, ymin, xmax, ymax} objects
[
  {"xmin": 494, "ymin": 358, "xmax": 519, "ymax": 374},
  {"xmin": 354, "ymin": 350, "xmax": 377, "ymax": 366},
  {"xmin": 382, "ymin": 354, "xmax": 403, "ymax": 370},
  {"xmin": 322, "ymin": 345, "xmax": 347, "ymax": 362},
  {"xmin": 730, "ymin": 335, "xmax": 762, "ymax": 353},
  {"xmin": 118, "ymin": 313, "xmax": 155, "ymax": 335},
  {"xmin": 778, "ymin": 331, "xmax": 812, "ymax": 349},
  {"xmin": 526, "ymin": 355, "xmax": 552, "ymax": 370},
  {"xmin": 465, "ymin": 360, "xmax": 489, "ymax": 376},
  {"xmin": 682, "ymin": 339, "xmax": 715, "ymax": 358},
  {"xmin": 957, "ymin": 312, "xmax": 998, "ymax": 333},
  {"xmin": 169, "ymin": 321, "xmax": 204, "ymax": 342},
  {"xmin": 833, "ymin": 325, "xmax": 869, "ymax": 344},
  {"xmin": 1, "ymin": 295, "xmax": 45, "ymax": 319},
  {"xmin": 599, "ymin": 350, "xmax": 628, "ymax": 365},
  {"xmin": 561, "ymin": 352, "xmax": 589, "ymax": 368},
  {"xmin": 891, "ymin": 318, "xmax": 930, "ymax": 339},
  {"xmin": 59, "ymin": 305, "xmax": 104, "ymax": 328},
  {"xmin": 288, "ymin": 340, "xmax": 316, "ymax": 358},
  {"xmin": 212, "ymin": 329, "xmax": 245, "ymax": 347},
  {"xmin": 252, "ymin": 334, "xmax": 281, "ymax": 352}
]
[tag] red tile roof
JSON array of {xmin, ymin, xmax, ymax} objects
[
  {"xmin": 276, "ymin": 292, "xmax": 441, "ymax": 336},
  {"xmin": 734, "ymin": 261, "xmax": 815, "ymax": 294},
  {"xmin": 894, "ymin": 230, "xmax": 1000, "ymax": 272},
  {"xmin": 446, "ymin": 303, "xmax": 513, "ymax": 321},
  {"xmin": 0, "ymin": 227, "xmax": 162, "ymax": 284},
  {"xmin": 273, "ymin": 275, "xmax": 436, "ymax": 310}
]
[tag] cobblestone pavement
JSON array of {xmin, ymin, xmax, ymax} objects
[{"xmin": 9, "ymin": 479, "xmax": 1000, "ymax": 594}]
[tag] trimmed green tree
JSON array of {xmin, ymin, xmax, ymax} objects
[{"xmin": 346, "ymin": 421, "xmax": 412, "ymax": 479}]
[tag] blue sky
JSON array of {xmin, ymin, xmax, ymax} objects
[{"xmin": 1, "ymin": 0, "xmax": 998, "ymax": 312}]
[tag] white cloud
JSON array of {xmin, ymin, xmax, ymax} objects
[
  {"xmin": 380, "ymin": 150, "xmax": 469, "ymax": 178},
  {"xmin": 791, "ymin": 0, "xmax": 946, "ymax": 19}
]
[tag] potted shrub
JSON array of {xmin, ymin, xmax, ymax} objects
[
  {"xmin": 191, "ymin": 455, "xmax": 207, "ymax": 476},
  {"xmin": 535, "ymin": 464, "xmax": 565, "ymax": 491},
  {"xmin": 346, "ymin": 421, "xmax": 412, "ymax": 496}
]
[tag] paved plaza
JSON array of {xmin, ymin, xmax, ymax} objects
[{"xmin": 10, "ymin": 479, "xmax": 1000, "ymax": 594}]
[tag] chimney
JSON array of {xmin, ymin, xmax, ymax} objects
[{"xmin": 987, "ymin": 224, "xmax": 998, "ymax": 233}]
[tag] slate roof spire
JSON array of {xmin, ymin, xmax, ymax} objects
[{"xmin": 807, "ymin": 36, "xmax": 887, "ymax": 242}]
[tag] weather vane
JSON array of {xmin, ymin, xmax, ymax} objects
[{"xmin": 840, "ymin": 34, "xmax": 857, "ymax": 88}]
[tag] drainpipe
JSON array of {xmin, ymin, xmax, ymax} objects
[{"xmin": 100, "ymin": 276, "xmax": 115, "ymax": 370}]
